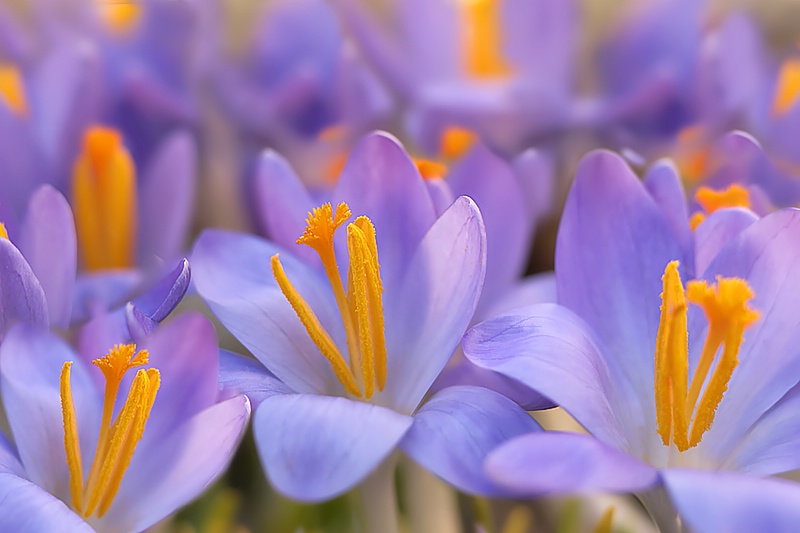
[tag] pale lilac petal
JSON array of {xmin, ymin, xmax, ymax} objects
[
  {"xmin": 643, "ymin": 159, "xmax": 692, "ymax": 274},
  {"xmin": 699, "ymin": 210, "xmax": 800, "ymax": 458},
  {"xmin": 693, "ymin": 208, "xmax": 757, "ymax": 276},
  {"xmin": 131, "ymin": 257, "xmax": 191, "ymax": 323},
  {"xmin": 133, "ymin": 313, "xmax": 221, "ymax": 443},
  {"xmin": 724, "ymin": 380, "xmax": 800, "ymax": 475},
  {"xmin": 0, "ymin": 432, "xmax": 23, "ymax": 477},
  {"xmin": 219, "ymin": 350, "xmax": 294, "ymax": 407},
  {"xmin": 192, "ymin": 229, "xmax": 346, "ymax": 395},
  {"xmin": 0, "ymin": 326, "xmax": 101, "ymax": 501},
  {"xmin": 254, "ymin": 393, "xmax": 412, "ymax": 502},
  {"xmin": 556, "ymin": 150, "xmax": 682, "ymax": 447},
  {"xmin": 480, "ymin": 272, "xmax": 557, "ymax": 321},
  {"xmin": 381, "ymin": 196, "xmax": 485, "ymax": 414},
  {"xmin": 251, "ymin": 150, "xmax": 317, "ymax": 264},
  {"xmin": 137, "ymin": 131, "xmax": 196, "ymax": 265},
  {"xmin": 512, "ymin": 148, "xmax": 555, "ymax": 224},
  {"xmin": 462, "ymin": 304, "xmax": 629, "ymax": 450},
  {"xmin": 332, "ymin": 132, "xmax": 437, "ymax": 290},
  {"xmin": 425, "ymin": 178, "xmax": 454, "ymax": 217},
  {"xmin": 105, "ymin": 395, "xmax": 251, "ymax": 533},
  {"xmin": 72, "ymin": 270, "xmax": 142, "ymax": 322},
  {"xmin": 17, "ymin": 185, "xmax": 76, "ymax": 329},
  {"xmin": 447, "ymin": 144, "xmax": 532, "ymax": 310},
  {"xmin": 486, "ymin": 432, "xmax": 658, "ymax": 496},
  {"xmin": 0, "ymin": 238, "xmax": 49, "ymax": 338},
  {"xmin": 400, "ymin": 386, "xmax": 541, "ymax": 496},
  {"xmin": 0, "ymin": 473, "xmax": 93, "ymax": 533},
  {"xmin": 663, "ymin": 470, "xmax": 800, "ymax": 533}
]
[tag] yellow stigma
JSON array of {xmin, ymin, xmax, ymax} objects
[
  {"xmin": 0, "ymin": 64, "xmax": 27, "ymax": 115},
  {"xmin": 654, "ymin": 261, "xmax": 759, "ymax": 451},
  {"xmin": 440, "ymin": 126, "xmax": 477, "ymax": 160},
  {"xmin": 61, "ymin": 344, "xmax": 160, "ymax": 518},
  {"xmin": 773, "ymin": 58, "xmax": 800, "ymax": 116},
  {"xmin": 688, "ymin": 184, "xmax": 752, "ymax": 230},
  {"xmin": 0, "ymin": 223, "xmax": 8, "ymax": 240},
  {"xmin": 97, "ymin": 0, "xmax": 141, "ymax": 35},
  {"xmin": 460, "ymin": 0, "xmax": 512, "ymax": 79},
  {"xmin": 72, "ymin": 126, "xmax": 137, "ymax": 271},
  {"xmin": 272, "ymin": 202, "xmax": 387, "ymax": 398}
]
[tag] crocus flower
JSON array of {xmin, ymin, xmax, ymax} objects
[
  {"xmin": 463, "ymin": 150, "xmax": 800, "ymax": 528},
  {"xmin": 331, "ymin": 0, "xmax": 579, "ymax": 154},
  {"xmin": 0, "ymin": 313, "xmax": 251, "ymax": 532},
  {"xmin": 193, "ymin": 132, "xmax": 540, "ymax": 502}
]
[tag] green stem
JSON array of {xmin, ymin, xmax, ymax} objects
[
  {"xmin": 401, "ymin": 457, "xmax": 461, "ymax": 533},
  {"xmin": 358, "ymin": 455, "xmax": 400, "ymax": 533}
]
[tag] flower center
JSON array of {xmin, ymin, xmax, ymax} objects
[
  {"xmin": 0, "ymin": 64, "xmax": 27, "ymax": 115},
  {"xmin": 688, "ymin": 184, "xmax": 752, "ymax": 230},
  {"xmin": 72, "ymin": 126, "xmax": 138, "ymax": 271},
  {"xmin": 271, "ymin": 202, "xmax": 387, "ymax": 399},
  {"xmin": 773, "ymin": 58, "xmax": 800, "ymax": 117},
  {"xmin": 60, "ymin": 344, "xmax": 160, "ymax": 518},
  {"xmin": 654, "ymin": 261, "xmax": 759, "ymax": 451},
  {"xmin": 459, "ymin": 0, "xmax": 512, "ymax": 79}
]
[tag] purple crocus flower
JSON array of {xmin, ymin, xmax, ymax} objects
[
  {"xmin": 0, "ymin": 313, "xmax": 251, "ymax": 532},
  {"xmin": 463, "ymin": 150, "xmax": 800, "ymax": 528},
  {"xmin": 331, "ymin": 0, "xmax": 578, "ymax": 155},
  {"xmin": 193, "ymin": 132, "xmax": 539, "ymax": 502}
]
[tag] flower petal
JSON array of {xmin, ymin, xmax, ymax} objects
[
  {"xmin": 381, "ymin": 196, "xmax": 486, "ymax": 413},
  {"xmin": 0, "ymin": 473, "xmax": 93, "ymax": 533},
  {"xmin": 556, "ymin": 150, "xmax": 682, "ymax": 446},
  {"xmin": 0, "ymin": 237, "xmax": 49, "ymax": 339},
  {"xmin": 105, "ymin": 395, "xmax": 251, "ymax": 533},
  {"xmin": 486, "ymin": 432, "xmax": 658, "ymax": 496},
  {"xmin": 462, "ymin": 303, "xmax": 629, "ymax": 449},
  {"xmin": 137, "ymin": 131, "xmax": 196, "ymax": 266},
  {"xmin": 400, "ymin": 386, "xmax": 541, "ymax": 496},
  {"xmin": 0, "ymin": 431, "xmax": 23, "ymax": 477},
  {"xmin": 17, "ymin": 185, "xmax": 76, "ymax": 329},
  {"xmin": 699, "ymin": 209, "xmax": 800, "ymax": 457},
  {"xmin": 251, "ymin": 150, "xmax": 318, "ymax": 265},
  {"xmin": 663, "ymin": 470, "xmax": 800, "ymax": 533},
  {"xmin": 0, "ymin": 326, "xmax": 101, "ymax": 501},
  {"xmin": 219, "ymin": 350, "xmax": 294, "ymax": 408},
  {"xmin": 254, "ymin": 393, "xmax": 412, "ymax": 502},
  {"xmin": 643, "ymin": 159, "xmax": 692, "ymax": 274},
  {"xmin": 447, "ymin": 144, "xmax": 532, "ymax": 313},
  {"xmin": 192, "ymin": 229, "xmax": 346, "ymax": 395},
  {"xmin": 693, "ymin": 207, "xmax": 757, "ymax": 276}
]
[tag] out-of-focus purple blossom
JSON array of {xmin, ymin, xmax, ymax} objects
[
  {"xmin": 331, "ymin": 0, "xmax": 579, "ymax": 155},
  {"xmin": 193, "ymin": 132, "xmax": 540, "ymax": 501},
  {"xmin": 0, "ymin": 314, "xmax": 250, "ymax": 533},
  {"xmin": 464, "ymin": 150, "xmax": 800, "ymax": 525}
]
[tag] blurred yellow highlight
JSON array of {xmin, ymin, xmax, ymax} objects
[
  {"xmin": 440, "ymin": 126, "xmax": 477, "ymax": 159},
  {"xmin": 688, "ymin": 184, "xmax": 752, "ymax": 230},
  {"xmin": 72, "ymin": 126, "xmax": 138, "ymax": 271},
  {"xmin": 0, "ymin": 64, "xmax": 27, "ymax": 115},
  {"xmin": 460, "ymin": 0, "xmax": 512, "ymax": 79},
  {"xmin": 773, "ymin": 58, "xmax": 800, "ymax": 116},
  {"xmin": 98, "ymin": 0, "xmax": 141, "ymax": 34}
]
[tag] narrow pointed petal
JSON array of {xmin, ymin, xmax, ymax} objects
[
  {"xmin": 17, "ymin": 185, "xmax": 76, "ymax": 329},
  {"xmin": 400, "ymin": 386, "xmax": 541, "ymax": 496},
  {"xmin": 0, "ymin": 238, "xmax": 49, "ymax": 338},
  {"xmin": 105, "ymin": 395, "xmax": 251, "ymax": 533},
  {"xmin": 643, "ymin": 160, "xmax": 693, "ymax": 274},
  {"xmin": 131, "ymin": 258, "xmax": 191, "ymax": 323},
  {"xmin": 663, "ymin": 470, "xmax": 800, "ymax": 533},
  {"xmin": 486, "ymin": 432, "xmax": 658, "ymax": 496},
  {"xmin": 382, "ymin": 196, "xmax": 486, "ymax": 413},
  {"xmin": 138, "ymin": 132, "xmax": 196, "ymax": 265},
  {"xmin": 0, "ymin": 326, "xmax": 101, "ymax": 499},
  {"xmin": 463, "ymin": 304, "xmax": 629, "ymax": 448},
  {"xmin": 0, "ymin": 473, "xmax": 93, "ymax": 533},
  {"xmin": 219, "ymin": 350, "xmax": 294, "ymax": 407},
  {"xmin": 193, "ymin": 229, "xmax": 346, "ymax": 395},
  {"xmin": 254, "ymin": 393, "xmax": 412, "ymax": 502}
]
